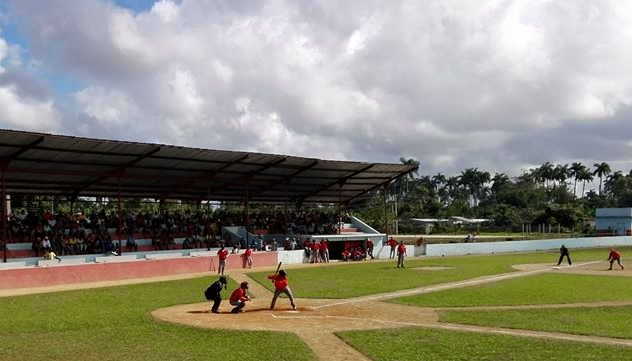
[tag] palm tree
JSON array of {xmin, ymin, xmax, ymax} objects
[
  {"xmin": 539, "ymin": 162, "xmax": 554, "ymax": 188},
  {"xmin": 569, "ymin": 162, "xmax": 584, "ymax": 197},
  {"xmin": 577, "ymin": 168, "xmax": 594, "ymax": 197},
  {"xmin": 553, "ymin": 164, "xmax": 569, "ymax": 190},
  {"xmin": 593, "ymin": 162, "xmax": 612, "ymax": 195},
  {"xmin": 397, "ymin": 157, "xmax": 420, "ymax": 195}
]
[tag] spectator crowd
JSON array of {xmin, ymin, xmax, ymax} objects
[{"xmin": 7, "ymin": 209, "xmax": 343, "ymax": 258}]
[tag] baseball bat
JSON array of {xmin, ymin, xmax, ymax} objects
[{"xmin": 274, "ymin": 261, "xmax": 282, "ymax": 274}]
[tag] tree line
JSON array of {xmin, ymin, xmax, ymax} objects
[{"xmin": 358, "ymin": 159, "xmax": 632, "ymax": 233}]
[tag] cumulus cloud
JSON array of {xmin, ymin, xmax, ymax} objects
[
  {"xmin": 5, "ymin": 0, "xmax": 632, "ymax": 175},
  {"xmin": 0, "ymin": 31, "xmax": 60, "ymax": 132}
]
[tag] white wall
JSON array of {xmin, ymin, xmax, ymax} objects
[
  {"xmin": 277, "ymin": 250, "xmax": 306, "ymax": 265},
  {"xmin": 375, "ymin": 245, "xmax": 415, "ymax": 259},
  {"xmin": 425, "ymin": 236, "xmax": 632, "ymax": 257}
]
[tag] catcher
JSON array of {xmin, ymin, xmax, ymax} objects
[
  {"xmin": 229, "ymin": 281, "xmax": 251, "ymax": 313},
  {"xmin": 268, "ymin": 270, "xmax": 297, "ymax": 310}
]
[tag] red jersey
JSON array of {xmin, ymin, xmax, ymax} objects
[
  {"xmin": 388, "ymin": 238, "xmax": 398, "ymax": 247},
  {"xmin": 321, "ymin": 241, "xmax": 328, "ymax": 250},
  {"xmin": 230, "ymin": 288, "xmax": 248, "ymax": 303},
  {"xmin": 244, "ymin": 248, "xmax": 252, "ymax": 257},
  {"xmin": 609, "ymin": 251, "xmax": 621, "ymax": 260},
  {"xmin": 267, "ymin": 274, "xmax": 289, "ymax": 290},
  {"xmin": 397, "ymin": 244, "xmax": 406, "ymax": 255},
  {"xmin": 311, "ymin": 243, "xmax": 319, "ymax": 251},
  {"xmin": 218, "ymin": 249, "xmax": 229, "ymax": 260}
]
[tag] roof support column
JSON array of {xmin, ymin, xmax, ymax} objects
[
  {"xmin": 383, "ymin": 184, "xmax": 388, "ymax": 235},
  {"xmin": 244, "ymin": 189, "xmax": 250, "ymax": 249},
  {"xmin": 338, "ymin": 183, "xmax": 342, "ymax": 234},
  {"xmin": 2, "ymin": 165, "xmax": 6, "ymax": 263},
  {"xmin": 117, "ymin": 176, "xmax": 123, "ymax": 256}
]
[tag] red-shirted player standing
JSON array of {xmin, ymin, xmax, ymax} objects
[
  {"xmin": 243, "ymin": 247, "xmax": 253, "ymax": 269},
  {"xmin": 267, "ymin": 270, "xmax": 296, "ymax": 310},
  {"xmin": 608, "ymin": 249, "xmax": 625, "ymax": 270},
  {"xmin": 388, "ymin": 237, "xmax": 398, "ymax": 259},
  {"xmin": 396, "ymin": 241, "xmax": 407, "ymax": 268},
  {"xmin": 366, "ymin": 238, "xmax": 374, "ymax": 260},
  {"xmin": 217, "ymin": 246, "xmax": 229, "ymax": 275}
]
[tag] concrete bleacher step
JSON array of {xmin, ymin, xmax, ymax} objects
[
  {"xmin": 38, "ymin": 258, "xmax": 87, "ymax": 267},
  {"xmin": 190, "ymin": 251, "xmax": 216, "ymax": 257},
  {"xmin": 95, "ymin": 255, "xmax": 140, "ymax": 263},
  {"xmin": 145, "ymin": 253, "xmax": 186, "ymax": 260},
  {"xmin": 0, "ymin": 261, "xmax": 30, "ymax": 270}
]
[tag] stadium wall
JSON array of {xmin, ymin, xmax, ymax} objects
[
  {"xmin": 425, "ymin": 236, "xmax": 632, "ymax": 257},
  {"xmin": 0, "ymin": 252, "xmax": 277, "ymax": 290}
]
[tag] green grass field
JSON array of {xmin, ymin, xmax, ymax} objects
[
  {"xmin": 338, "ymin": 327, "xmax": 632, "ymax": 361},
  {"xmin": 441, "ymin": 306, "xmax": 632, "ymax": 340},
  {"xmin": 249, "ymin": 247, "xmax": 621, "ymax": 299},
  {"xmin": 0, "ymin": 277, "xmax": 315, "ymax": 361},
  {"xmin": 393, "ymin": 273, "xmax": 632, "ymax": 307}
]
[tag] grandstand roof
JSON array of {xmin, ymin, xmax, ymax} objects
[{"xmin": 0, "ymin": 129, "xmax": 416, "ymax": 203}]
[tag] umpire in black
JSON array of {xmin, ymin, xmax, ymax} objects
[
  {"xmin": 557, "ymin": 245, "xmax": 572, "ymax": 266},
  {"xmin": 205, "ymin": 276, "xmax": 227, "ymax": 313}
]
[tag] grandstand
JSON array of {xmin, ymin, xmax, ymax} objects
[{"xmin": 0, "ymin": 129, "xmax": 415, "ymax": 284}]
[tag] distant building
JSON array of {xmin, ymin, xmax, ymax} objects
[{"xmin": 595, "ymin": 208, "xmax": 632, "ymax": 236}]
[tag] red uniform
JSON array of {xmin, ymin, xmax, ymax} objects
[
  {"xmin": 230, "ymin": 288, "xmax": 248, "ymax": 303},
  {"xmin": 267, "ymin": 274, "xmax": 289, "ymax": 290},
  {"xmin": 245, "ymin": 248, "xmax": 252, "ymax": 257},
  {"xmin": 609, "ymin": 250, "xmax": 621, "ymax": 260},
  {"xmin": 218, "ymin": 249, "xmax": 229, "ymax": 260},
  {"xmin": 388, "ymin": 238, "xmax": 398, "ymax": 247},
  {"xmin": 397, "ymin": 244, "xmax": 406, "ymax": 255}
]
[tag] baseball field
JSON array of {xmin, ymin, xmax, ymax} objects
[{"xmin": 4, "ymin": 247, "xmax": 632, "ymax": 361}]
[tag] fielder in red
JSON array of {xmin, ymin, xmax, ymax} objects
[
  {"xmin": 217, "ymin": 246, "xmax": 229, "ymax": 275},
  {"xmin": 267, "ymin": 270, "xmax": 296, "ymax": 310},
  {"xmin": 396, "ymin": 241, "xmax": 407, "ymax": 268},
  {"xmin": 243, "ymin": 247, "xmax": 253, "ymax": 269},
  {"xmin": 388, "ymin": 237, "xmax": 398, "ymax": 259},
  {"xmin": 608, "ymin": 249, "xmax": 625, "ymax": 270}
]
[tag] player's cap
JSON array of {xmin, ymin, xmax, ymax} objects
[{"xmin": 240, "ymin": 281, "xmax": 249, "ymax": 289}]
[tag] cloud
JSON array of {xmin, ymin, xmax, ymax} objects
[
  {"xmin": 5, "ymin": 0, "xmax": 632, "ymax": 175},
  {"xmin": 0, "ymin": 31, "xmax": 60, "ymax": 132}
]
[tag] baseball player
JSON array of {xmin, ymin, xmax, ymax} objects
[
  {"xmin": 268, "ymin": 270, "xmax": 296, "ymax": 310},
  {"xmin": 243, "ymin": 246, "xmax": 253, "ymax": 269},
  {"xmin": 217, "ymin": 245, "xmax": 229, "ymax": 275},
  {"xmin": 320, "ymin": 239, "xmax": 329, "ymax": 263},
  {"xmin": 557, "ymin": 245, "xmax": 572, "ymax": 266},
  {"xmin": 204, "ymin": 276, "xmax": 227, "ymax": 313},
  {"xmin": 396, "ymin": 241, "xmax": 407, "ymax": 268},
  {"xmin": 608, "ymin": 249, "xmax": 625, "ymax": 270},
  {"xmin": 366, "ymin": 238, "xmax": 374, "ymax": 260},
  {"xmin": 388, "ymin": 237, "xmax": 398, "ymax": 259},
  {"xmin": 229, "ymin": 281, "xmax": 250, "ymax": 313}
]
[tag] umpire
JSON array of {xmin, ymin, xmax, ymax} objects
[
  {"xmin": 557, "ymin": 245, "xmax": 572, "ymax": 266},
  {"xmin": 205, "ymin": 276, "xmax": 227, "ymax": 313}
]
